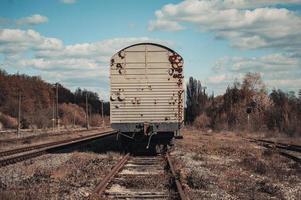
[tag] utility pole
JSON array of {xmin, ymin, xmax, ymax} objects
[
  {"xmin": 86, "ymin": 93, "xmax": 89, "ymax": 129},
  {"xmin": 56, "ymin": 83, "xmax": 59, "ymax": 131},
  {"xmin": 73, "ymin": 95, "xmax": 76, "ymax": 128},
  {"xmin": 89, "ymin": 104, "xmax": 92, "ymax": 126},
  {"xmin": 101, "ymin": 100, "xmax": 104, "ymax": 127},
  {"xmin": 52, "ymin": 98, "xmax": 55, "ymax": 132},
  {"xmin": 17, "ymin": 91, "xmax": 21, "ymax": 135}
]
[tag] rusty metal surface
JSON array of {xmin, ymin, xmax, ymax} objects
[
  {"xmin": 94, "ymin": 155, "xmax": 175, "ymax": 199},
  {"xmin": 166, "ymin": 153, "xmax": 187, "ymax": 200},
  {"xmin": 92, "ymin": 152, "xmax": 188, "ymax": 199},
  {"xmin": 92, "ymin": 153, "xmax": 130, "ymax": 196},
  {"xmin": 248, "ymin": 138, "xmax": 301, "ymax": 164},
  {"xmin": 110, "ymin": 43, "xmax": 184, "ymax": 125}
]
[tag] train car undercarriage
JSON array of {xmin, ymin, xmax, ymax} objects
[{"xmin": 116, "ymin": 131, "xmax": 175, "ymax": 154}]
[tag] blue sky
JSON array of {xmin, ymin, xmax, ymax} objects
[{"xmin": 1, "ymin": 0, "xmax": 301, "ymax": 99}]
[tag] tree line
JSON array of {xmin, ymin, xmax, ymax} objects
[
  {"xmin": 0, "ymin": 69, "xmax": 109, "ymax": 129},
  {"xmin": 185, "ymin": 72, "xmax": 301, "ymax": 136}
]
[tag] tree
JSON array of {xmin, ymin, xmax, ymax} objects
[
  {"xmin": 0, "ymin": 70, "xmax": 110, "ymax": 129},
  {"xmin": 186, "ymin": 77, "xmax": 207, "ymax": 124}
]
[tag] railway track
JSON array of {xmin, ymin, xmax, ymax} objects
[
  {"xmin": 92, "ymin": 153, "xmax": 186, "ymax": 200},
  {"xmin": 0, "ymin": 127, "xmax": 106, "ymax": 143},
  {"xmin": 249, "ymin": 138, "xmax": 301, "ymax": 163},
  {"xmin": 0, "ymin": 130, "xmax": 117, "ymax": 167}
]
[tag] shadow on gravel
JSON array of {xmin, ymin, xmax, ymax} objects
[
  {"xmin": 47, "ymin": 134, "xmax": 170, "ymax": 156},
  {"xmin": 48, "ymin": 134, "xmax": 121, "ymax": 155}
]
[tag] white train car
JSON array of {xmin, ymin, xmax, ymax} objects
[{"xmin": 110, "ymin": 43, "xmax": 184, "ymax": 149}]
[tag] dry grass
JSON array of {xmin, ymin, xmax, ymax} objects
[
  {"xmin": 186, "ymin": 169, "xmax": 210, "ymax": 189},
  {"xmin": 59, "ymin": 103, "xmax": 86, "ymax": 127},
  {"xmin": 193, "ymin": 114, "xmax": 210, "ymax": 129},
  {"xmin": 0, "ymin": 152, "xmax": 122, "ymax": 200},
  {"xmin": 171, "ymin": 128, "xmax": 301, "ymax": 200}
]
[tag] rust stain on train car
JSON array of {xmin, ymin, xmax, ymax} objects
[{"xmin": 168, "ymin": 52, "xmax": 184, "ymax": 124}]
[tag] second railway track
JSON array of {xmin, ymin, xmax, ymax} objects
[
  {"xmin": 92, "ymin": 152, "xmax": 186, "ymax": 200},
  {"xmin": 0, "ymin": 129, "xmax": 117, "ymax": 167},
  {"xmin": 248, "ymin": 138, "xmax": 301, "ymax": 164}
]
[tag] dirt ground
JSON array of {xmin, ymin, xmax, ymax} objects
[
  {"xmin": 171, "ymin": 128, "xmax": 301, "ymax": 200},
  {"xmin": 0, "ymin": 151, "xmax": 121, "ymax": 200}
]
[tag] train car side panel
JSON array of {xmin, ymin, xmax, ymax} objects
[{"xmin": 110, "ymin": 43, "xmax": 184, "ymax": 134}]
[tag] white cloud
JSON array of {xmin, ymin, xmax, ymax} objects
[
  {"xmin": 151, "ymin": 0, "xmax": 301, "ymax": 93},
  {"xmin": 35, "ymin": 37, "xmax": 171, "ymax": 58},
  {"xmin": 0, "ymin": 28, "xmax": 171, "ymax": 98},
  {"xmin": 149, "ymin": 0, "xmax": 301, "ymax": 50},
  {"xmin": 148, "ymin": 20, "xmax": 185, "ymax": 31},
  {"xmin": 60, "ymin": 0, "xmax": 77, "ymax": 4},
  {"xmin": 222, "ymin": 0, "xmax": 301, "ymax": 9},
  {"xmin": 267, "ymin": 79, "xmax": 301, "ymax": 90},
  {"xmin": 16, "ymin": 14, "xmax": 48, "ymax": 25},
  {"xmin": 18, "ymin": 58, "xmax": 100, "ymax": 71},
  {"xmin": 208, "ymin": 74, "xmax": 227, "ymax": 84},
  {"xmin": 0, "ymin": 29, "xmax": 63, "ymax": 53},
  {"xmin": 208, "ymin": 53, "xmax": 301, "ymax": 92},
  {"xmin": 215, "ymin": 53, "xmax": 300, "ymax": 73},
  {"xmin": 0, "ymin": 14, "xmax": 48, "ymax": 27}
]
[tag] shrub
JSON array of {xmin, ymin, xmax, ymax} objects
[
  {"xmin": 193, "ymin": 113, "xmax": 210, "ymax": 129},
  {"xmin": 0, "ymin": 112, "xmax": 18, "ymax": 129},
  {"xmin": 59, "ymin": 103, "xmax": 86, "ymax": 127},
  {"xmin": 25, "ymin": 108, "xmax": 52, "ymax": 129},
  {"xmin": 186, "ymin": 169, "xmax": 209, "ymax": 189},
  {"xmin": 90, "ymin": 114, "xmax": 103, "ymax": 127},
  {"xmin": 240, "ymin": 155, "xmax": 267, "ymax": 175}
]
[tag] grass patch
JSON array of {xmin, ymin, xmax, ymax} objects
[
  {"xmin": 240, "ymin": 155, "xmax": 267, "ymax": 174},
  {"xmin": 186, "ymin": 169, "xmax": 209, "ymax": 189}
]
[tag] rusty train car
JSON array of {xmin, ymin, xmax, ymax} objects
[{"xmin": 110, "ymin": 43, "xmax": 184, "ymax": 151}]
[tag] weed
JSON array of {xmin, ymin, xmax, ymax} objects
[
  {"xmin": 240, "ymin": 155, "xmax": 267, "ymax": 174},
  {"xmin": 186, "ymin": 169, "xmax": 209, "ymax": 189}
]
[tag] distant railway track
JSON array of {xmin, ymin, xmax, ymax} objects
[
  {"xmin": 0, "ymin": 130, "xmax": 118, "ymax": 167},
  {"xmin": 248, "ymin": 138, "xmax": 301, "ymax": 164},
  {"xmin": 0, "ymin": 127, "xmax": 107, "ymax": 143},
  {"xmin": 91, "ymin": 153, "xmax": 187, "ymax": 200}
]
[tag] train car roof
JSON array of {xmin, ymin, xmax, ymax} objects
[{"xmin": 115, "ymin": 42, "xmax": 178, "ymax": 54}]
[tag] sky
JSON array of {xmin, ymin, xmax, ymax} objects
[{"xmin": 0, "ymin": 0, "xmax": 301, "ymax": 99}]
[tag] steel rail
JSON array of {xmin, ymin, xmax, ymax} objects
[
  {"xmin": 0, "ymin": 130, "xmax": 117, "ymax": 167},
  {"xmin": 248, "ymin": 138, "xmax": 301, "ymax": 164},
  {"xmin": 92, "ymin": 153, "xmax": 130, "ymax": 195},
  {"xmin": 249, "ymin": 138, "xmax": 301, "ymax": 153},
  {"xmin": 0, "ymin": 127, "xmax": 105, "ymax": 141},
  {"xmin": 0, "ymin": 129, "xmax": 114, "ymax": 158},
  {"xmin": 91, "ymin": 153, "xmax": 188, "ymax": 199},
  {"xmin": 166, "ymin": 153, "xmax": 187, "ymax": 200}
]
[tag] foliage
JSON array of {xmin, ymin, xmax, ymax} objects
[
  {"xmin": 186, "ymin": 77, "xmax": 207, "ymax": 123},
  {"xmin": 193, "ymin": 114, "xmax": 210, "ymax": 129},
  {"xmin": 0, "ymin": 112, "xmax": 18, "ymax": 129},
  {"xmin": 90, "ymin": 114, "xmax": 103, "ymax": 127},
  {"xmin": 0, "ymin": 70, "xmax": 109, "ymax": 129},
  {"xmin": 59, "ymin": 103, "xmax": 86, "ymax": 127},
  {"xmin": 186, "ymin": 72, "xmax": 301, "ymax": 136}
]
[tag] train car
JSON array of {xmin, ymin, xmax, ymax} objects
[{"xmin": 110, "ymin": 43, "xmax": 184, "ymax": 151}]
